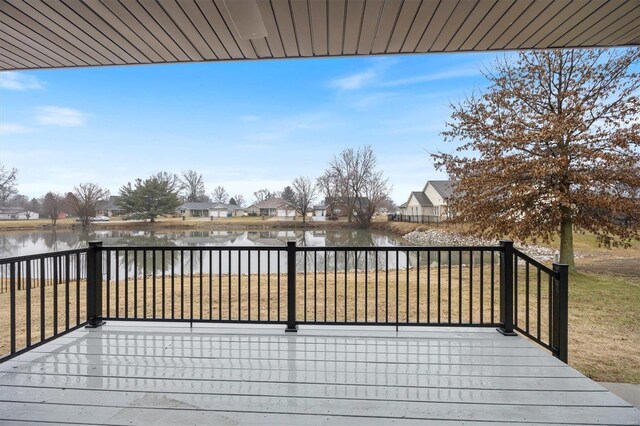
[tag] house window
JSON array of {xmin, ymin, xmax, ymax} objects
[{"xmin": 434, "ymin": 206, "xmax": 440, "ymax": 216}]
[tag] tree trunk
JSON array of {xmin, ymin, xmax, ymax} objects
[{"xmin": 559, "ymin": 207, "xmax": 575, "ymax": 271}]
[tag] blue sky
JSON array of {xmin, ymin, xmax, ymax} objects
[{"xmin": 1, "ymin": 52, "xmax": 501, "ymax": 204}]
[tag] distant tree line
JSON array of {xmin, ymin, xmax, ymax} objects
[{"xmin": 0, "ymin": 145, "xmax": 393, "ymax": 229}]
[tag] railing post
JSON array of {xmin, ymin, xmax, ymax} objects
[
  {"xmin": 498, "ymin": 240, "xmax": 516, "ymax": 336},
  {"xmin": 86, "ymin": 241, "xmax": 105, "ymax": 328},
  {"xmin": 285, "ymin": 241, "xmax": 298, "ymax": 332},
  {"xmin": 552, "ymin": 263, "xmax": 569, "ymax": 363}
]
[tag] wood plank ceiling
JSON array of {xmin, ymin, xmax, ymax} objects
[{"xmin": 1, "ymin": 0, "xmax": 639, "ymax": 71}]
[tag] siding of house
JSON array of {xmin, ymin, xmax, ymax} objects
[
  {"xmin": 424, "ymin": 182, "xmax": 451, "ymax": 218},
  {"xmin": 406, "ymin": 194, "xmax": 434, "ymax": 216}
]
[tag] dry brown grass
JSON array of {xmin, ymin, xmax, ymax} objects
[{"xmin": 1, "ymin": 266, "xmax": 637, "ymax": 383}]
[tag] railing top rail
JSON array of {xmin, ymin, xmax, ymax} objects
[
  {"xmin": 295, "ymin": 245, "xmax": 502, "ymax": 252},
  {"xmin": 0, "ymin": 248, "xmax": 89, "ymax": 264},
  {"xmin": 101, "ymin": 245, "xmax": 289, "ymax": 252},
  {"xmin": 513, "ymin": 248, "xmax": 557, "ymax": 276},
  {"xmin": 101, "ymin": 244, "xmax": 503, "ymax": 252}
]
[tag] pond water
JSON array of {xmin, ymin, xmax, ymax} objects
[
  {"xmin": 0, "ymin": 228, "xmax": 406, "ymax": 258},
  {"xmin": 0, "ymin": 228, "xmax": 495, "ymax": 276}
]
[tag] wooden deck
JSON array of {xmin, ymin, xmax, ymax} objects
[{"xmin": 0, "ymin": 323, "xmax": 637, "ymax": 425}]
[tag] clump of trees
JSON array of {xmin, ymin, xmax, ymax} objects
[
  {"xmin": 434, "ymin": 48, "xmax": 640, "ymax": 270},
  {"xmin": 118, "ymin": 172, "xmax": 181, "ymax": 222},
  {"xmin": 318, "ymin": 145, "xmax": 391, "ymax": 228},
  {"xmin": 180, "ymin": 170, "xmax": 209, "ymax": 202},
  {"xmin": 67, "ymin": 183, "xmax": 109, "ymax": 228}
]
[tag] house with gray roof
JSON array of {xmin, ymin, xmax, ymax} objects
[
  {"xmin": 422, "ymin": 180, "xmax": 456, "ymax": 219},
  {"xmin": 178, "ymin": 202, "xmax": 246, "ymax": 218},
  {"xmin": 246, "ymin": 197, "xmax": 295, "ymax": 217},
  {"xmin": 398, "ymin": 180, "xmax": 456, "ymax": 223},
  {"xmin": 405, "ymin": 191, "xmax": 433, "ymax": 217},
  {"xmin": 96, "ymin": 196, "xmax": 127, "ymax": 217}
]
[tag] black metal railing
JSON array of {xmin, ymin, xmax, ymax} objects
[
  {"xmin": 0, "ymin": 240, "xmax": 569, "ymax": 363},
  {"xmin": 0, "ymin": 248, "xmax": 89, "ymax": 362},
  {"xmin": 393, "ymin": 214, "xmax": 442, "ymax": 224}
]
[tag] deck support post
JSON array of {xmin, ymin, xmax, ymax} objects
[
  {"xmin": 552, "ymin": 263, "xmax": 569, "ymax": 363},
  {"xmin": 86, "ymin": 241, "xmax": 105, "ymax": 328},
  {"xmin": 498, "ymin": 240, "xmax": 516, "ymax": 336},
  {"xmin": 285, "ymin": 241, "xmax": 298, "ymax": 332}
]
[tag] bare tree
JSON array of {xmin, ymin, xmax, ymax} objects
[
  {"xmin": 434, "ymin": 48, "xmax": 640, "ymax": 270},
  {"xmin": 42, "ymin": 192, "xmax": 62, "ymax": 225},
  {"xmin": 322, "ymin": 146, "xmax": 390, "ymax": 227},
  {"xmin": 0, "ymin": 164, "xmax": 18, "ymax": 206},
  {"xmin": 68, "ymin": 183, "xmax": 109, "ymax": 228},
  {"xmin": 211, "ymin": 185, "xmax": 229, "ymax": 203},
  {"xmin": 317, "ymin": 171, "xmax": 338, "ymax": 206},
  {"xmin": 253, "ymin": 188, "xmax": 278, "ymax": 204},
  {"xmin": 291, "ymin": 176, "xmax": 318, "ymax": 223},
  {"xmin": 180, "ymin": 170, "xmax": 208, "ymax": 202},
  {"xmin": 231, "ymin": 194, "xmax": 246, "ymax": 207}
]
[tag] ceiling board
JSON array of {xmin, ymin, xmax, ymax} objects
[{"xmin": 1, "ymin": 0, "xmax": 637, "ymax": 70}]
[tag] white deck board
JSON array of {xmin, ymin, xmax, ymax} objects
[{"xmin": 0, "ymin": 322, "xmax": 637, "ymax": 425}]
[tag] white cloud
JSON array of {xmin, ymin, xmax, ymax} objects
[
  {"xmin": 329, "ymin": 69, "xmax": 378, "ymax": 90},
  {"xmin": 35, "ymin": 106, "xmax": 89, "ymax": 127},
  {"xmin": 0, "ymin": 71, "xmax": 43, "ymax": 90},
  {"xmin": 381, "ymin": 67, "xmax": 483, "ymax": 87},
  {"xmin": 0, "ymin": 123, "xmax": 34, "ymax": 135},
  {"xmin": 328, "ymin": 58, "xmax": 397, "ymax": 91}
]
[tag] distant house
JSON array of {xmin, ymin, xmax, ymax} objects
[
  {"xmin": 398, "ymin": 202, "xmax": 408, "ymax": 216},
  {"xmin": 246, "ymin": 197, "xmax": 295, "ymax": 217},
  {"xmin": 398, "ymin": 180, "xmax": 456, "ymax": 222},
  {"xmin": 422, "ymin": 180, "xmax": 455, "ymax": 219},
  {"xmin": 0, "ymin": 206, "xmax": 40, "ymax": 220},
  {"xmin": 178, "ymin": 202, "xmax": 246, "ymax": 218},
  {"xmin": 405, "ymin": 191, "xmax": 433, "ymax": 217},
  {"xmin": 96, "ymin": 196, "xmax": 127, "ymax": 217},
  {"xmin": 313, "ymin": 204, "xmax": 326, "ymax": 217},
  {"xmin": 209, "ymin": 202, "xmax": 245, "ymax": 218}
]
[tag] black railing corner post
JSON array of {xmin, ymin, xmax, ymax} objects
[
  {"xmin": 498, "ymin": 240, "xmax": 516, "ymax": 336},
  {"xmin": 552, "ymin": 263, "xmax": 569, "ymax": 363},
  {"xmin": 86, "ymin": 241, "xmax": 105, "ymax": 328},
  {"xmin": 285, "ymin": 241, "xmax": 298, "ymax": 332}
]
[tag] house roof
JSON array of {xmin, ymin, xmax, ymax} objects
[
  {"xmin": 2, "ymin": 1, "xmax": 638, "ymax": 71},
  {"xmin": 210, "ymin": 202, "xmax": 245, "ymax": 211},
  {"xmin": 96, "ymin": 196, "xmax": 123, "ymax": 211},
  {"xmin": 180, "ymin": 202, "xmax": 246, "ymax": 211},
  {"xmin": 408, "ymin": 191, "xmax": 433, "ymax": 207},
  {"xmin": 0, "ymin": 206, "xmax": 26, "ymax": 213},
  {"xmin": 398, "ymin": 202, "xmax": 408, "ymax": 209},
  {"xmin": 251, "ymin": 197, "xmax": 290, "ymax": 210},
  {"xmin": 179, "ymin": 202, "xmax": 215, "ymax": 210},
  {"xmin": 424, "ymin": 181, "xmax": 456, "ymax": 200}
]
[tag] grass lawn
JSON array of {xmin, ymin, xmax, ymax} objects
[{"xmin": 568, "ymin": 271, "xmax": 640, "ymax": 383}]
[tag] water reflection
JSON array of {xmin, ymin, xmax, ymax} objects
[{"xmin": 0, "ymin": 228, "xmax": 403, "ymax": 258}]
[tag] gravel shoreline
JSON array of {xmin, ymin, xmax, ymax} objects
[{"xmin": 403, "ymin": 229, "xmax": 560, "ymax": 262}]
